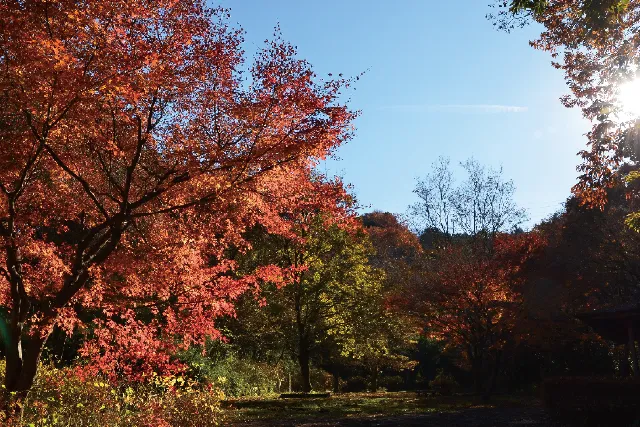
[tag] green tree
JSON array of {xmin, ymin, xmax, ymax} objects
[{"xmin": 236, "ymin": 214, "xmax": 387, "ymax": 393}]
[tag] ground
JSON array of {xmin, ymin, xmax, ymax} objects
[{"xmin": 224, "ymin": 392, "xmax": 562, "ymax": 426}]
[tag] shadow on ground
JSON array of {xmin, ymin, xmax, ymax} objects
[{"xmin": 225, "ymin": 392, "xmax": 562, "ymax": 427}]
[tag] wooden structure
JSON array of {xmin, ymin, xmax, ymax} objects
[{"xmin": 577, "ymin": 302, "xmax": 640, "ymax": 377}]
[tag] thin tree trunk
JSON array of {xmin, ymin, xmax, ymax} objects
[
  {"xmin": 629, "ymin": 324, "xmax": 639, "ymax": 377},
  {"xmin": 294, "ymin": 277, "xmax": 312, "ymax": 393},
  {"xmin": 332, "ymin": 370, "xmax": 340, "ymax": 393},
  {"xmin": 621, "ymin": 343, "xmax": 631, "ymax": 377},
  {"xmin": 370, "ymin": 365, "xmax": 379, "ymax": 392}
]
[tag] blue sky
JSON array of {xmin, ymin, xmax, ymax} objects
[{"xmin": 217, "ymin": 0, "xmax": 591, "ymax": 227}]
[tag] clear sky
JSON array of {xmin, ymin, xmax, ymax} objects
[{"xmin": 216, "ymin": 0, "xmax": 591, "ymax": 228}]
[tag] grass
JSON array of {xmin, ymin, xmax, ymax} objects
[{"xmin": 223, "ymin": 392, "xmax": 541, "ymax": 425}]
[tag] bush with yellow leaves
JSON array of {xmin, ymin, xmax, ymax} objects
[{"xmin": 0, "ymin": 361, "xmax": 225, "ymax": 426}]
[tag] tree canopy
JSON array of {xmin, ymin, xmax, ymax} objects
[
  {"xmin": 0, "ymin": 0, "xmax": 355, "ymax": 402},
  {"xmin": 1, "ymin": 2, "xmax": 637, "ymax": 423},
  {"xmin": 490, "ymin": 0, "xmax": 640, "ymax": 212}
]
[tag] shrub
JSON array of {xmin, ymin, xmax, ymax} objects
[
  {"xmin": 19, "ymin": 367, "xmax": 127, "ymax": 426},
  {"xmin": 310, "ymin": 368, "xmax": 333, "ymax": 392},
  {"xmin": 380, "ymin": 375, "xmax": 405, "ymax": 392},
  {"xmin": 180, "ymin": 347, "xmax": 288, "ymax": 397},
  {"xmin": 428, "ymin": 369, "xmax": 458, "ymax": 395},
  {"xmin": 542, "ymin": 376, "xmax": 640, "ymax": 426},
  {"xmin": 151, "ymin": 377, "xmax": 225, "ymax": 427},
  {"xmin": 0, "ymin": 361, "xmax": 224, "ymax": 426},
  {"xmin": 343, "ymin": 376, "xmax": 369, "ymax": 393}
]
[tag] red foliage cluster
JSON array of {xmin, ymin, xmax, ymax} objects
[
  {"xmin": 0, "ymin": 0, "xmax": 356, "ymax": 389},
  {"xmin": 423, "ymin": 233, "xmax": 546, "ymax": 362}
]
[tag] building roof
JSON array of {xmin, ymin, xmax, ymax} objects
[{"xmin": 576, "ymin": 302, "xmax": 640, "ymax": 344}]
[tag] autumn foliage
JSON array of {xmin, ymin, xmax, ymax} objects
[
  {"xmin": 1, "ymin": 1, "xmax": 636, "ymax": 423},
  {"xmin": 0, "ymin": 0, "xmax": 355, "ymax": 408},
  {"xmin": 493, "ymin": 0, "xmax": 640, "ymax": 208},
  {"xmin": 420, "ymin": 232, "xmax": 546, "ymax": 394}
]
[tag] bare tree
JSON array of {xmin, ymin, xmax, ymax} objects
[
  {"xmin": 410, "ymin": 157, "xmax": 527, "ymax": 238},
  {"xmin": 409, "ymin": 157, "xmax": 456, "ymax": 235}
]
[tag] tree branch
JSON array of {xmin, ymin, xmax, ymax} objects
[{"xmin": 43, "ymin": 143, "xmax": 110, "ymax": 220}]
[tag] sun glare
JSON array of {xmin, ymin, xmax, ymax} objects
[{"xmin": 618, "ymin": 78, "xmax": 640, "ymax": 118}]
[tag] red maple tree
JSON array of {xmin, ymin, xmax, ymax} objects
[
  {"xmin": 0, "ymin": 0, "xmax": 355, "ymax": 409},
  {"xmin": 420, "ymin": 232, "xmax": 546, "ymax": 395}
]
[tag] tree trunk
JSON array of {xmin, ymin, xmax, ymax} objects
[
  {"xmin": 483, "ymin": 351, "xmax": 501, "ymax": 401},
  {"xmin": 629, "ymin": 324, "xmax": 639, "ymax": 377},
  {"xmin": 298, "ymin": 345, "xmax": 312, "ymax": 393},
  {"xmin": 621, "ymin": 343, "xmax": 631, "ymax": 377},
  {"xmin": 370, "ymin": 365, "xmax": 379, "ymax": 392},
  {"xmin": 294, "ymin": 279, "xmax": 312, "ymax": 394},
  {"xmin": 467, "ymin": 344, "xmax": 485, "ymax": 395},
  {"xmin": 1, "ymin": 327, "xmax": 47, "ymax": 421},
  {"xmin": 332, "ymin": 370, "xmax": 340, "ymax": 393},
  {"xmin": 471, "ymin": 356, "xmax": 484, "ymax": 395}
]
